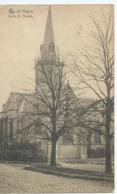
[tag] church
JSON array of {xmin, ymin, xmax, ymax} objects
[{"xmin": 0, "ymin": 6, "xmax": 106, "ymax": 162}]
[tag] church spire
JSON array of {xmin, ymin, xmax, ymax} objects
[
  {"xmin": 36, "ymin": 6, "xmax": 57, "ymax": 92},
  {"xmin": 40, "ymin": 6, "xmax": 56, "ymax": 61},
  {"xmin": 44, "ymin": 6, "xmax": 54, "ymax": 47}
]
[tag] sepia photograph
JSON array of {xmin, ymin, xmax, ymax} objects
[{"xmin": 0, "ymin": 3, "xmax": 114, "ymax": 193}]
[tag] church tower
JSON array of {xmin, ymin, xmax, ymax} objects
[{"xmin": 35, "ymin": 6, "xmax": 56, "ymax": 92}]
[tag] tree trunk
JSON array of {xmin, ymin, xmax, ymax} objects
[
  {"xmin": 50, "ymin": 139, "xmax": 57, "ymax": 167},
  {"xmin": 105, "ymin": 136, "xmax": 112, "ymax": 174},
  {"xmin": 105, "ymin": 100, "xmax": 112, "ymax": 174}
]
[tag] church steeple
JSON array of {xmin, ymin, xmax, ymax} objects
[
  {"xmin": 40, "ymin": 6, "xmax": 56, "ymax": 61},
  {"xmin": 36, "ymin": 6, "xmax": 56, "ymax": 92},
  {"xmin": 44, "ymin": 6, "xmax": 54, "ymax": 48}
]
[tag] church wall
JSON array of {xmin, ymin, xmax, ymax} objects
[
  {"xmin": 47, "ymin": 143, "xmax": 81, "ymax": 161},
  {"xmin": 57, "ymin": 144, "xmax": 81, "ymax": 160}
]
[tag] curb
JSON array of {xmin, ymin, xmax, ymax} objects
[{"xmin": 25, "ymin": 166, "xmax": 114, "ymax": 182}]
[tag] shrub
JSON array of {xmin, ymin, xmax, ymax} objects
[
  {"xmin": 0, "ymin": 142, "xmax": 48, "ymax": 163},
  {"xmin": 87, "ymin": 147, "xmax": 105, "ymax": 158}
]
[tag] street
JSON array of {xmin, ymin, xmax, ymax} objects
[{"xmin": 0, "ymin": 163, "xmax": 114, "ymax": 193}]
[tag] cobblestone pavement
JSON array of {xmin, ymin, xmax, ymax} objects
[{"xmin": 0, "ymin": 163, "xmax": 114, "ymax": 193}]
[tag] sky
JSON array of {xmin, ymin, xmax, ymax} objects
[{"xmin": 0, "ymin": 4, "xmax": 114, "ymax": 111}]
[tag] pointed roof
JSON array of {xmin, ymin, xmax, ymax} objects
[{"xmin": 44, "ymin": 6, "xmax": 54, "ymax": 47}]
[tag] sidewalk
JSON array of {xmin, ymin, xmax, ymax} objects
[
  {"xmin": 61, "ymin": 161, "xmax": 114, "ymax": 173},
  {"xmin": 25, "ymin": 163, "xmax": 114, "ymax": 182},
  {"xmin": 61, "ymin": 158, "xmax": 114, "ymax": 165}
]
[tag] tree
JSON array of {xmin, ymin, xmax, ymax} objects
[
  {"xmin": 15, "ymin": 57, "xmax": 75, "ymax": 167},
  {"xmin": 71, "ymin": 9, "xmax": 114, "ymax": 173}
]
